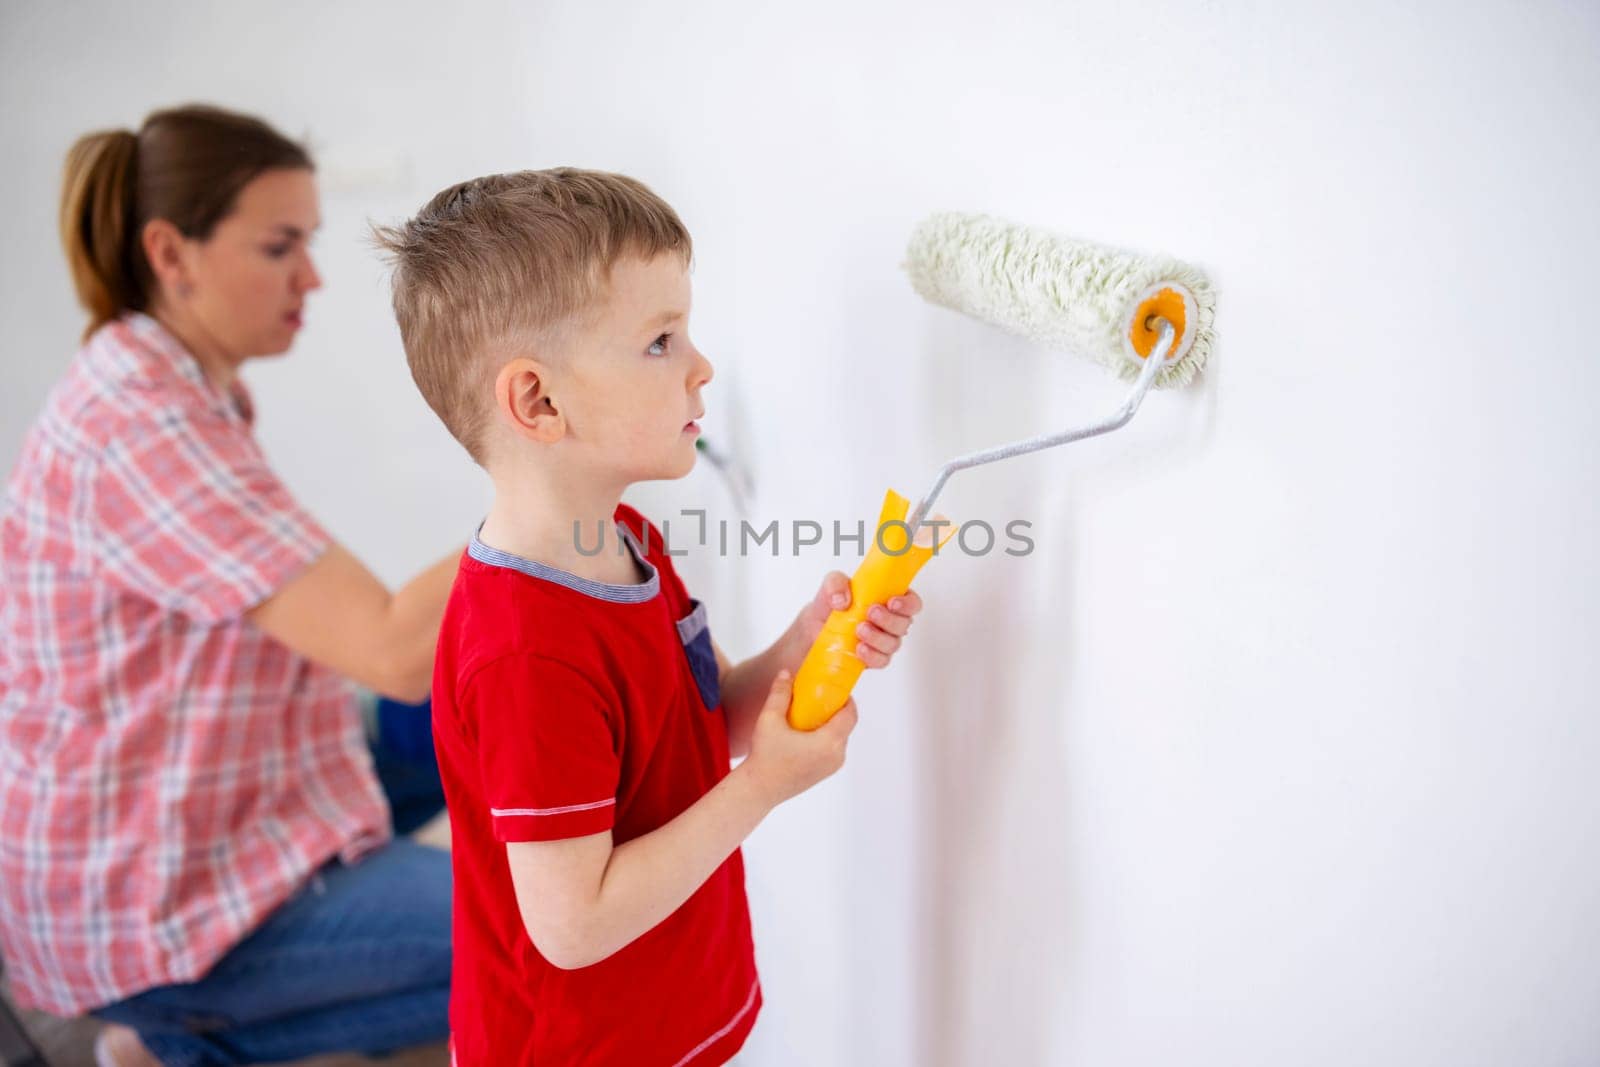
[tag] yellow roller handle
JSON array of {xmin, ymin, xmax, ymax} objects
[{"xmin": 787, "ymin": 488, "xmax": 957, "ymax": 730}]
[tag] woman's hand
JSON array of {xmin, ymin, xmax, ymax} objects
[{"xmin": 785, "ymin": 571, "xmax": 924, "ymax": 670}]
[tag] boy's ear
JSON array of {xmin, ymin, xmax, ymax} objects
[{"xmin": 494, "ymin": 357, "xmax": 565, "ymax": 443}]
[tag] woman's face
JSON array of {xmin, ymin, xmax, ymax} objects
[{"xmin": 178, "ymin": 167, "xmax": 323, "ymax": 359}]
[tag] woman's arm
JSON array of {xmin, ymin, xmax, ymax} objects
[{"xmin": 247, "ymin": 544, "xmax": 463, "ymax": 703}]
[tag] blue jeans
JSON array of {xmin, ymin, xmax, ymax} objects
[{"xmin": 91, "ymin": 739, "xmax": 452, "ymax": 1065}]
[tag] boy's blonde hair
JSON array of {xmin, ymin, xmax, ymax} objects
[{"xmin": 373, "ymin": 168, "xmax": 692, "ymax": 464}]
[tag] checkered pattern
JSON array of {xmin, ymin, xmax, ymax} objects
[{"xmin": 0, "ymin": 313, "xmax": 391, "ymax": 1014}]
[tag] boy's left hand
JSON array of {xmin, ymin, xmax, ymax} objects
[{"xmin": 789, "ymin": 572, "xmax": 924, "ymax": 669}]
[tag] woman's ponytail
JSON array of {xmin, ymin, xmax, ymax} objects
[{"xmin": 59, "ymin": 129, "xmax": 141, "ymax": 339}]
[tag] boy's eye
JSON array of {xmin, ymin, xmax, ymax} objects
[
  {"xmin": 263, "ymin": 244, "xmax": 292, "ymax": 259},
  {"xmin": 647, "ymin": 333, "xmax": 672, "ymax": 357}
]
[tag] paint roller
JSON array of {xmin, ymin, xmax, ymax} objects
[{"xmin": 786, "ymin": 211, "xmax": 1218, "ymax": 730}]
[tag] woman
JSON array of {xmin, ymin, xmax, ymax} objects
[{"xmin": 0, "ymin": 105, "xmax": 461, "ymax": 1066}]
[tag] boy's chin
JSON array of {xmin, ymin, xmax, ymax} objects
[{"xmin": 645, "ymin": 446, "xmax": 698, "ymax": 482}]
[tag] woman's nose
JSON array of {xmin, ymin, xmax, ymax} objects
[{"xmin": 297, "ymin": 253, "xmax": 324, "ymax": 294}]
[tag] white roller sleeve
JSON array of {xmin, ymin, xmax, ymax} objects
[{"xmin": 903, "ymin": 212, "xmax": 1216, "ymax": 389}]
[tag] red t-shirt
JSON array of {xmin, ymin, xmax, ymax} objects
[{"xmin": 433, "ymin": 503, "xmax": 761, "ymax": 1066}]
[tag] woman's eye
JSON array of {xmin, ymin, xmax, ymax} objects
[
  {"xmin": 647, "ymin": 333, "xmax": 671, "ymax": 357},
  {"xmin": 264, "ymin": 244, "xmax": 291, "ymax": 259}
]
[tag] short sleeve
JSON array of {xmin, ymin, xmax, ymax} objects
[
  {"xmin": 91, "ymin": 408, "xmax": 330, "ymax": 624},
  {"xmin": 465, "ymin": 654, "xmax": 622, "ymax": 843}
]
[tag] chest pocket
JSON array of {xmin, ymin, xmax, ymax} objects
[{"xmin": 674, "ymin": 598, "xmax": 722, "ymax": 712}]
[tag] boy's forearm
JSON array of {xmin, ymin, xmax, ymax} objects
[
  {"xmin": 572, "ymin": 763, "xmax": 776, "ymax": 968},
  {"xmin": 721, "ymin": 623, "xmax": 805, "ymax": 759}
]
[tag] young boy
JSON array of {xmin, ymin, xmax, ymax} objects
[{"xmin": 375, "ymin": 169, "xmax": 922, "ymax": 1065}]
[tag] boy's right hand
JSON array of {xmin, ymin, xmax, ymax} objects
[{"xmin": 742, "ymin": 670, "xmax": 858, "ymax": 808}]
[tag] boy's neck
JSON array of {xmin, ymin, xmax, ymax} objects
[{"xmin": 479, "ymin": 468, "xmax": 644, "ymax": 585}]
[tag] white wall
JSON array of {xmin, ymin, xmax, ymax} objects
[{"xmin": 3, "ymin": 2, "xmax": 1597, "ymax": 1064}]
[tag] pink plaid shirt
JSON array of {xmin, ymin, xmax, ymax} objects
[{"xmin": 0, "ymin": 312, "xmax": 391, "ymax": 1014}]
